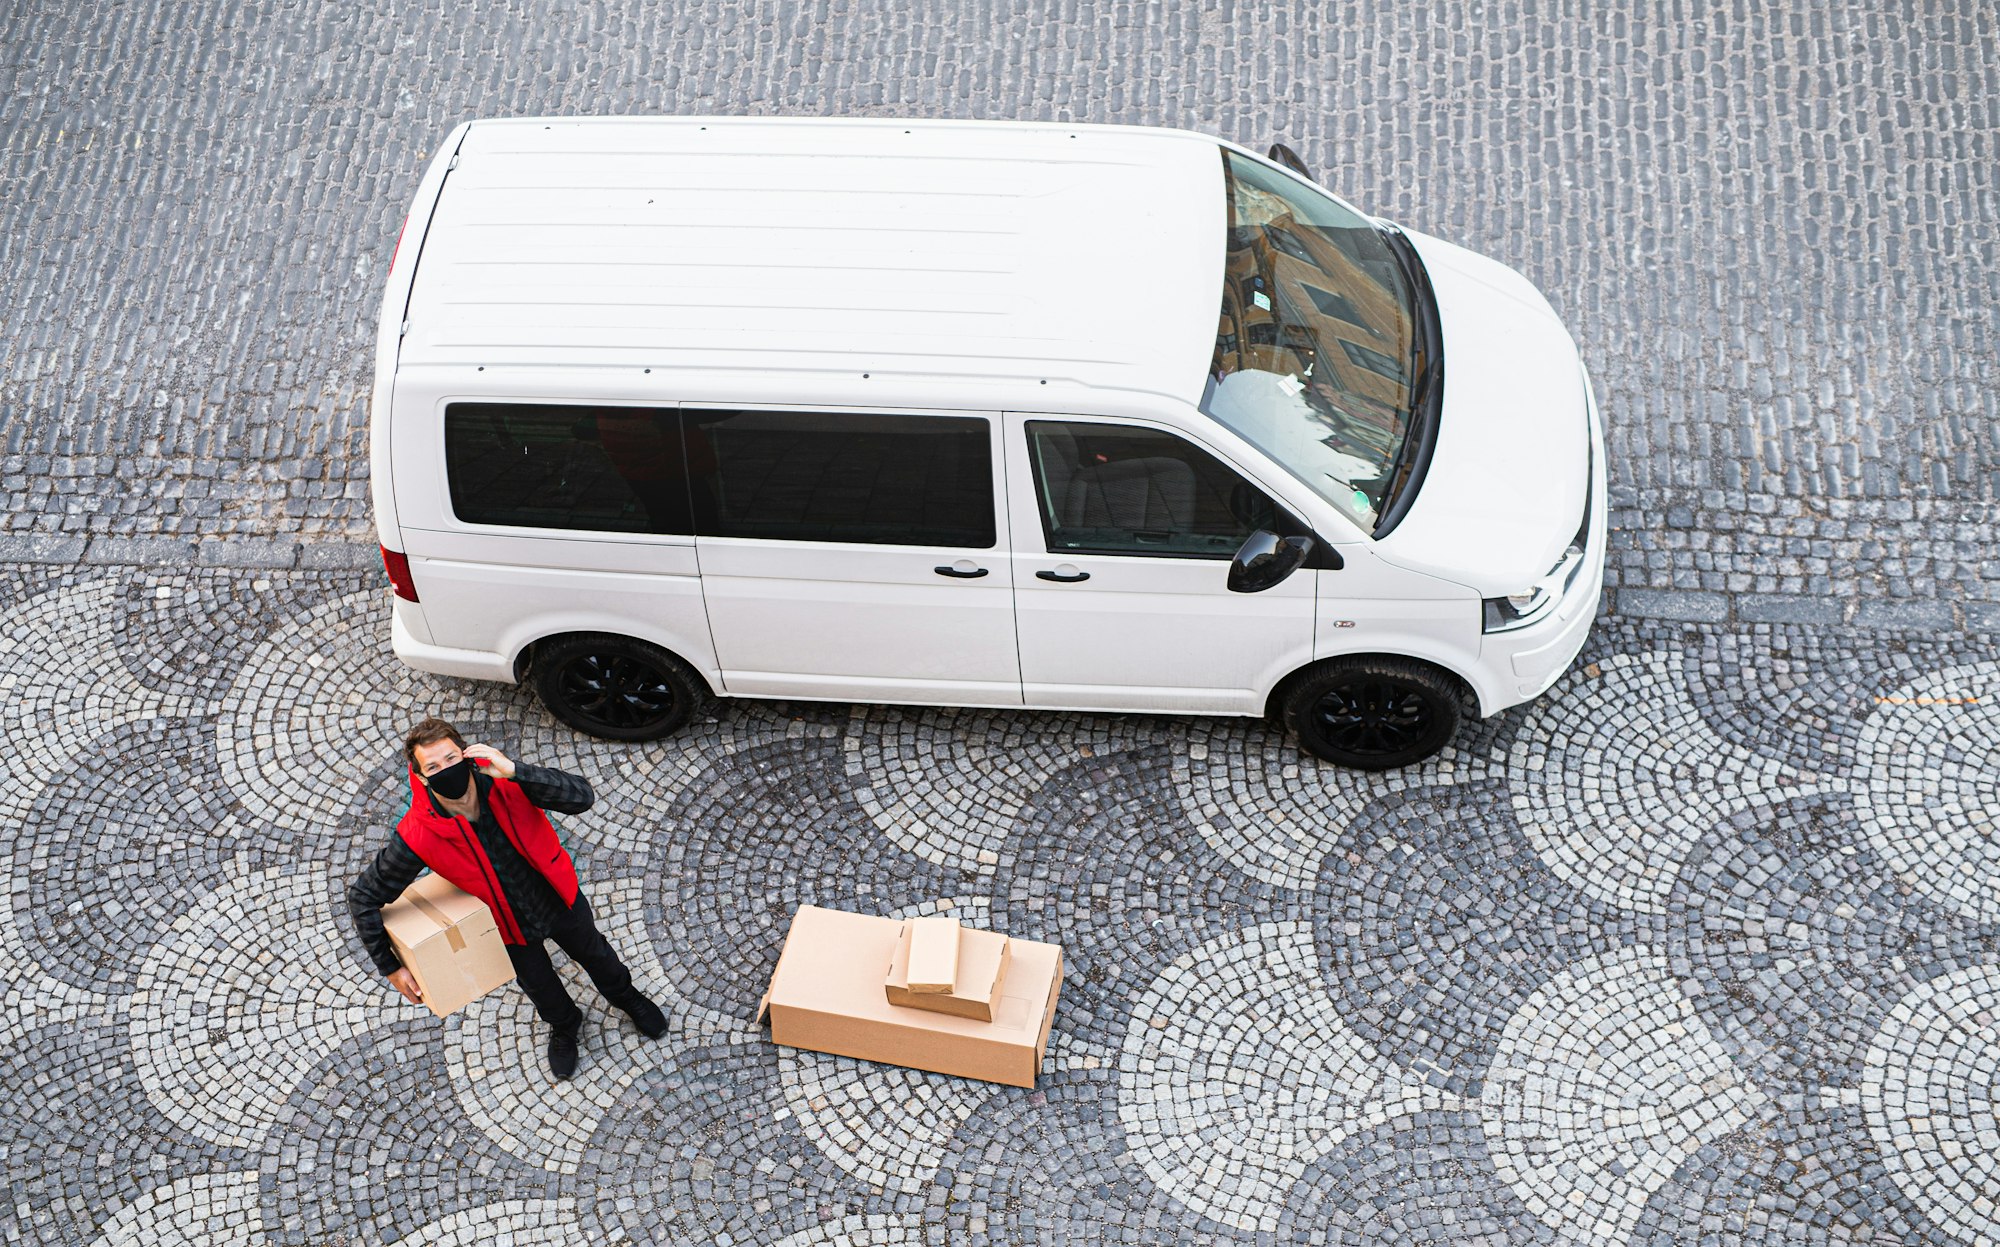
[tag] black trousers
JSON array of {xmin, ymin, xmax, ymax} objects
[{"xmin": 504, "ymin": 893, "xmax": 637, "ymax": 1033}]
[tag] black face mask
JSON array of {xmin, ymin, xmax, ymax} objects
[{"xmin": 425, "ymin": 758, "xmax": 474, "ymax": 800}]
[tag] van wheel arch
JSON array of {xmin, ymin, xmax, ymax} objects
[
  {"xmin": 1267, "ymin": 654, "xmax": 1475, "ymax": 770},
  {"xmin": 515, "ymin": 632, "xmax": 716, "ymax": 742},
  {"xmin": 513, "ymin": 633, "xmax": 713, "ymax": 694},
  {"xmin": 1265, "ymin": 653, "xmax": 1474, "ymax": 720}
]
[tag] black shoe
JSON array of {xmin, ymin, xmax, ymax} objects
[
  {"xmin": 548, "ymin": 1026, "xmax": 580, "ymax": 1080},
  {"xmin": 620, "ymin": 991, "xmax": 667, "ymax": 1039}
]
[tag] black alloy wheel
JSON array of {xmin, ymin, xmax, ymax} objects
[
  {"xmin": 531, "ymin": 634, "xmax": 708, "ymax": 742},
  {"xmin": 1280, "ymin": 656, "xmax": 1463, "ymax": 770}
]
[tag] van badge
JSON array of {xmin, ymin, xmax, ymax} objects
[{"xmin": 1332, "ymin": 620, "xmax": 1356, "ymax": 628}]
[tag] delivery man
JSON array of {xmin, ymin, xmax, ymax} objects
[{"xmin": 347, "ymin": 717, "xmax": 665, "ymax": 1080}]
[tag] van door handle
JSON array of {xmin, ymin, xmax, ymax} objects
[
  {"xmin": 934, "ymin": 565, "xmax": 989, "ymax": 579},
  {"xmin": 1035, "ymin": 569, "xmax": 1091, "ymax": 583}
]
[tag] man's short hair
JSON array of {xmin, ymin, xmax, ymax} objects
[{"xmin": 403, "ymin": 717, "xmax": 466, "ymax": 771}]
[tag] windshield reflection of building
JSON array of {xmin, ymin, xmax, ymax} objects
[{"xmin": 1218, "ymin": 221, "xmax": 1404, "ymax": 462}]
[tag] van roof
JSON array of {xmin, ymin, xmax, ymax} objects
[{"xmin": 398, "ymin": 117, "xmax": 1224, "ymax": 404}]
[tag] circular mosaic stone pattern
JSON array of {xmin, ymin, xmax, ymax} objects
[
  {"xmin": 1671, "ymin": 625, "xmax": 1880, "ymax": 778},
  {"xmin": 1273, "ymin": 1115, "xmax": 1539, "ymax": 1246},
  {"xmin": 111, "ymin": 568, "xmax": 365, "ymax": 702},
  {"xmin": 1311, "ymin": 786, "xmax": 1649, "ymax": 1097},
  {"xmin": 0, "ymin": 579, "xmax": 199, "ymax": 837},
  {"xmin": 1852, "ymin": 661, "xmax": 2000, "ymax": 924},
  {"xmin": 1169, "ymin": 712, "xmax": 1507, "ymax": 890},
  {"xmin": 579, "ymin": 1040, "xmax": 901, "ymax": 1246},
  {"xmin": 1863, "ymin": 965, "xmax": 2000, "ymax": 1247},
  {"xmin": 1480, "ymin": 945, "xmax": 1769, "ymax": 1247},
  {"xmin": 582, "ymin": 698, "xmax": 852, "ymax": 858},
  {"xmin": 989, "ymin": 744, "xmax": 1308, "ymax": 1035},
  {"xmin": 777, "ymin": 1051, "xmax": 994, "ymax": 1195},
  {"xmin": 11, "ymin": 566, "xmax": 2000, "ymax": 1246},
  {"xmin": 396, "ymin": 1199, "xmax": 585, "ymax": 1245},
  {"xmin": 16, "ymin": 718, "xmax": 246, "ymax": 994},
  {"xmin": 930, "ymin": 1077, "xmax": 1208, "ymax": 1244},
  {"xmin": 1505, "ymin": 650, "xmax": 1835, "ymax": 916},
  {"xmin": 1663, "ymin": 794, "xmax": 1989, "ymax": 1102},
  {"xmin": 843, "ymin": 705, "xmax": 1152, "ymax": 876},
  {"xmin": 0, "ymin": 1019, "xmax": 221, "ymax": 1247},
  {"xmin": 126, "ymin": 859, "xmax": 402, "ymax": 1151},
  {"xmin": 1118, "ymin": 921, "xmax": 1458, "ymax": 1233},
  {"xmin": 262, "ymin": 1017, "xmax": 550, "ymax": 1245},
  {"xmin": 87, "ymin": 1171, "xmax": 266, "ymax": 1247},
  {"xmin": 638, "ymin": 736, "xmax": 969, "ymax": 1021}
]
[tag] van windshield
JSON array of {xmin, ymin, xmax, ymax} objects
[{"xmin": 1202, "ymin": 149, "xmax": 1434, "ymax": 533}]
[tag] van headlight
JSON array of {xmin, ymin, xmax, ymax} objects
[{"xmin": 1483, "ymin": 541, "xmax": 1584, "ymax": 633}]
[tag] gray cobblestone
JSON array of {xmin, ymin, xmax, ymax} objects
[
  {"xmin": 1852, "ymin": 598, "xmax": 1959, "ymax": 632},
  {"xmin": 1735, "ymin": 594, "xmax": 1844, "ymax": 627},
  {"xmin": 80, "ymin": 537, "xmax": 198, "ymax": 566},
  {"xmin": 298, "ymin": 542, "xmax": 382, "ymax": 571},
  {"xmin": 1964, "ymin": 601, "xmax": 2000, "ymax": 633},
  {"xmin": 195, "ymin": 540, "xmax": 300, "ymax": 569},
  {"xmin": 0, "ymin": 535, "xmax": 89, "ymax": 564},
  {"xmin": 3, "ymin": 0, "xmax": 1994, "ymax": 631},
  {"xmin": 1613, "ymin": 588, "xmax": 1729, "ymax": 623},
  {"xmin": 7, "ymin": 2, "xmax": 2000, "ymax": 1242}
]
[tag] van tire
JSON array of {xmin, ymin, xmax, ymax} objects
[
  {"xmin": 1279, "ymin": 656, "xmax": 1463, "ymax": 770},
  {"xmin": 531, "ymin": 634, "xmax": 710, "ymax": 742}
]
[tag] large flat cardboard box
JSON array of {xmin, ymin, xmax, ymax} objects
[
  {"xmin": 886, "ymin": 920, "xmax": 1012, "ymax": 1022},
  {"xmin": 382, "ymin": 873, "xmax": 515, "ymax": 1019},
  {"xmin": 903, "ymin": 915, "xmax": 960, "ymax": 993},
  {"xmin": 760, "ymin": 905, "xmax": 1062, "ymax": 1088}
]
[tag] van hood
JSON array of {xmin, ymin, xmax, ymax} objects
[{"xmin": 1374, "ymin": 229, "xmax": 1590, "ymax": 597}]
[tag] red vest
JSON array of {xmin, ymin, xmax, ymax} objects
[{"xmin": 395, "ymin": 763, "xmax": 581, "ymax": 944}]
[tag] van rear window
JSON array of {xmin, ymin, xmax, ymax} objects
[
  {"xmin": 445, "ymin": 403, "xmax": 692, "ymax": 535},
  {"xmin": 683, "ymin": 410, "xmax": 994, "ymax": 548},
  {"xmin": 444, "ymin": 403, "xmax": 993, "ymax": 548}
]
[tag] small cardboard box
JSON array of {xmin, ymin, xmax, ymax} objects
[
  {"xmin": 903, "ymin": 915, "xmax": 960, "ymax": 993},
  {"xmin": 759, "ymin": 905, "xmax": 1062, "ymax": 1088},
  {"xmin": 382, "ymin": 874, "xmax": 515, "ymax": 1019},
  {"xmin": 886, "ymin": 920, "xmax": 1012, "ymax": 1022}
]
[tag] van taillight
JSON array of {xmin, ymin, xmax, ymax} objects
[
  {"xmin": 389, "ymin": 214, "xmax": 410, "ymax": 270},
  {"xmin": 381, "ymin": 546, "xmax": 419, "ymax": 602}
]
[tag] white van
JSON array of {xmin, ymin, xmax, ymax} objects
[{"xmin": 370, "ymin": 117, "xmax": 1604, "ymax": 769}]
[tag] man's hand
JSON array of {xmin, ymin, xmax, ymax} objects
[
  {"xmin": 388, "ymin": 968, "xmax": 424, "ymax": 1005},
  {"xmin": 463, "ymin": 743, "xmax": 516, "ymax": 780}
]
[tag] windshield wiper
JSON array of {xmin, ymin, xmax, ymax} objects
[{"xmin": 1370, "ymin": 221, "xmax": 1444, "ymax": 538}]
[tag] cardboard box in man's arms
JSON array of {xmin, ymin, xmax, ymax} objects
[{"xmin": 383, "ymin": 874, "xmax": 515, "ymax": 1018}]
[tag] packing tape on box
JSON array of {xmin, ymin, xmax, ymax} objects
[{"xmin": 410, "ymin": 895, "xmax": 467, "ymax": 953}]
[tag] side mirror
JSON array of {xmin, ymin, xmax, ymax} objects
[
  {"xmin": 1267, "ymin": 142, "xmax": 1313, "ymax": 182},
  {"xmin": 1228, "ymin": 530, "xmax": 1314, "ymax": 593}
]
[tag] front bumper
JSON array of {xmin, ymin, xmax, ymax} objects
[
  {"xmin": 1479, "ymin": 365, "xmax": 1608, "ymax": 708},
  {"xmin": 1499, "ymin": 549, "xmax": 1604, "ymax": 700}
]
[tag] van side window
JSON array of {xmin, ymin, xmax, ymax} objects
[
  {"xmin": 683, "ymin": 410, "xmax": 995, "ymax": 548},
  {"xmin": 445, "ymin": 403, "xmax": 691, "ymax": 535},
  {"xmin": 1026, "ymin": 421, "xmax": 1276, "ymax": 559}
]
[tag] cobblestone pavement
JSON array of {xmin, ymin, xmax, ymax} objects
[
  {"xmin": 6, "ymin": 3, "xmax": 2000, "ymax": 1245},
  {"xmin": 4, "ymin": 565, "xmax": 1999, "ymax": 1245},
  {"xmin": 3, "ymin": 0, "xmax": 1997, "ymax": 629}
]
